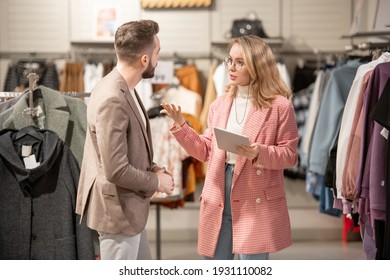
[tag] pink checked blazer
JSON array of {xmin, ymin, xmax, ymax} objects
[{"xmin": 171, "ymin": 94, "xmax": 298, "ymax": 257}]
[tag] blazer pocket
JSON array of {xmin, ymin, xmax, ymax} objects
[
  {"xmin": 264, "ymin": 187, "xmax": 286, "ymax": 200},
  {"xmin": 102, "ymin": 183, "xmax": 134, "ymax": 197},
  {"xmin": 55, "ymin": 235, "xmax": 77, "ymax": 260}
]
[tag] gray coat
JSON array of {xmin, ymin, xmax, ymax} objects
[{"xmin": 0, "ymin": 126, "xmax": 95, "ymax": 259}]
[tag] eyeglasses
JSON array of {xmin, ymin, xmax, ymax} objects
[{"xmin": 224, "ymin": 57, "xmax": 245, "ymax": 71}]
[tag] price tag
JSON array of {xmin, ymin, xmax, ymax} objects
[
  {"xmin": 23, "ymin": 154, "xmax": 40, "ymax": 169},
  {"xmin": 380, "ymin": 128, "xmax": 389, "ymax": 140}
]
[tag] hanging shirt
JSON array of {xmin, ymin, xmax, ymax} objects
[
  {"xmin": 309, "ymin": 59, "xmax": 362, "ymax": 175},
  {"xmin": 161, "ymin": 85, "xmax": 202, "ymax": 118}
]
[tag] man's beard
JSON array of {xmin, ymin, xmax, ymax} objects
[{"xmin": 142, "ymin": 61, "xmax": 156, "ymax": 79}]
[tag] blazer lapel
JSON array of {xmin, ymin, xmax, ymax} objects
[
  {"xmin": 134, "ymin": 88, "xmax": 154, "ymax": 162},
  {"xmin": 213, "ymin": 96, "xmax": 234, "ymax": 199},
  {"xmin": 119, "ymin": 82, "xmax": 153, "ymax": 164}
]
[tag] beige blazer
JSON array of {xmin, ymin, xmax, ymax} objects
[{"xmin": 76, "ymin": 68, "xmax": 158, "ymax": 236}]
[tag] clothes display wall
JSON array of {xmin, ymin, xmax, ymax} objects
[{"xmin": 1, "ymin": 30, "xmax": 389, "ymax": 261}]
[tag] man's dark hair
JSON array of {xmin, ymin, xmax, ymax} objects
[{"xmin": 114, "ymin": 19, "xmax": 159, "ymax": 63}]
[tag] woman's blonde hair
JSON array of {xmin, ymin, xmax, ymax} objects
[{"xmin": 225, "ymin": 35, "xmax": 292, "ymax": 108}]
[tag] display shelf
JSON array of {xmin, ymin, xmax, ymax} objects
[{"xmin": 341, "ymin": 30, "xmax": 390, "ymax": 39}]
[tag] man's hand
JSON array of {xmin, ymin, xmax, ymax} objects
[{"xmin": 156, "ymin": 168, "xmax": 174, "ymax": 195}]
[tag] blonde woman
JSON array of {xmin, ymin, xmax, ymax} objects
[{"xmin": 161, "ymin": 35, "xmax": 298, "ymax": 260}]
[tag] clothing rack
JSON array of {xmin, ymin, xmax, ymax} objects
[
  {"xmin": 358, "ymin": 41, "xmax": 390, "ymax": 50},
  {"xmin": 0, "ymin": 51, "xmax": 69, "ymax": 60},
  {"xmin": 345, "ymin": 41, "xmax": 390, "ymax": 52},
  {"xmin": 160, "ymin": 52, "xmax": 211, "ymax": 61},
  {"xmin": 344, "ymin": 42, "xmax": 390, "ymax": 61},
  {"xmin": 211, "ymin": 38, "xmax": 284, "ymax": 60},
  {"xmin": 0, "ymin": 91, "xmax": 24, "ymax": 98},
  {"xmin": 0, "ymin": 48, "xmax": 216, "ymax": 65},
  {"xmin": 341, "ymin": 30, "xmax": 390, "ymax": 43},
  {"xmin": 62, "ymin": 92, "xmax": 91, "ymax": 98},
  {"xmin": 70, "ymin": 42, "xmax": 212, "ymax": 63},
  {"xmin": 70, "ymin": 44, "xmax": 116, "ymax": 62},
  {"xmin": 341, "ymin": 30, "xmax": 390, "ymax": 57},
  {"xmin": 0, "ymin": 89, "xmax": 91, "ymax": 101}
]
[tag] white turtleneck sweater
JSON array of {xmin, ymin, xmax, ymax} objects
[{"xmin": 225, "ymin": 85, "xmax": 251, "ymax": 164}]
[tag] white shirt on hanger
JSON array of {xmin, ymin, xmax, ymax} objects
[{"xmin": 161, "ymin": 85, "xmax": 202, "ymax": 118}]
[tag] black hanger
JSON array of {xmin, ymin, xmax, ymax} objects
[
  {"xmin": 147, "ymin": 105, "xmax": 166, "ymax": 119},
  {"xmin": 15, "ymin": 125, "xmax": 43, "ymax": 142}
]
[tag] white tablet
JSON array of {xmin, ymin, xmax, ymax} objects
[{"xmin": 214, "ymin": 127, "xmax": 250, "ymax": 154}]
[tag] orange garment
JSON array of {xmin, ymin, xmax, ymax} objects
[
  {"xmin": 153, "ymin": 64, "xmax": 202, "ymax": 99},
  {"xmin": 200, "ymin": 59, "xmax": 218, "ymax": 132},
  {"xmin": 175, "ymin": 64, "xmax": 202, "ymax": 96},
  {"xmin": 152, "ymin": 84, "xmax": 167, "ymax": 93},
  {"xmin": 59, "ymin": 62, "xmax": 84, "ymax": 97},
  {"xmin": 183, "ymin": 113, "xmax": 204, "ymax": 181},
  {"xmin": 103, "ymin": 61, "xmax": 115, "ymax": 77}
]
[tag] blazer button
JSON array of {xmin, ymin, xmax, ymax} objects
[
  {"xmin": 256, "ymin": 170, "xmax": 262, "ymax": 175},
  {"xmin": 256, "ymin": 197, "xmax": 261, "ymax": 204}
]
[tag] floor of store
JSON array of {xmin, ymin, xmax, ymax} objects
[
  {"xmin": 145, "ymin": 177, "xmax": 367, "ymax": 260},
  {"xmin": 148, "ymin": 239, "xmax": 366, "ymax": 260}
]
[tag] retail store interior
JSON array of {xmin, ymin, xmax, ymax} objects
[{"xmin": 1, "ymin": 0, "xmax": 390, "ymax": 261}]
